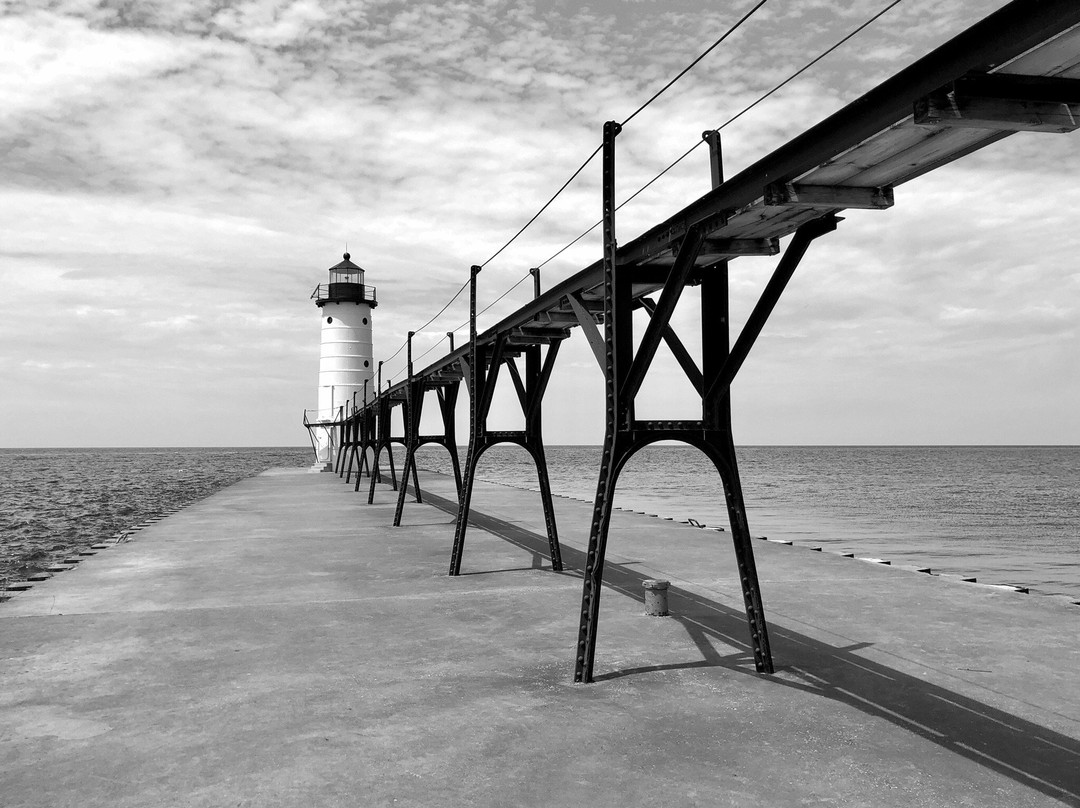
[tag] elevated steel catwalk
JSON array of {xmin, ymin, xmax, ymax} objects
[
  {"xmin": 380, "ymin": 0, "xmax": 1080, "ymax": 390},
  {"xmin": 338, "ymin": 0, "xmax": 1080, "ymax": 682}
]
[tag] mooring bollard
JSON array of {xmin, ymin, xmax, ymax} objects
[{"xmin": 643, "ymin": 579, "xmax": 670, "ymax": 616}]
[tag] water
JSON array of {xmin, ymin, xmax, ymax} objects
[
  {"xmin": 416, "ymin": 445, "xmax": 1080, "ymax": 600},
  {"xmin": 0, "ymin": 447, "xmax": 310, "ymax": 585},
  {"xmin": 2, "ymin": 445, "xmax": 1076, "ymax": 601}
]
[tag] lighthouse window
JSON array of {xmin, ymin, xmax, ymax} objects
[
  {"xmin": 362, "ymin": 317, "xmax": 368, "ymax": 325},
  {"xmin": 326, "ymin": 316, "xmax": 333, "ymax": 324},
  {"xmin": 364, "ymin": 360, "xmax": 370, "ymax": 367}
]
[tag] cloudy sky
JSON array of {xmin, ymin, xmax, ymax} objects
[{"xmin": 2, "ymin": 0, "xmax": 1077, "ymax": 447}]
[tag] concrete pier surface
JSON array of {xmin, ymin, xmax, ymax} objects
[{"xmin": 2, "ymin": 468, "xmax": 1078, "ymax": 808}]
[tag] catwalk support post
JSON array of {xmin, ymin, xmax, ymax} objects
[
  {"xmin": 449, "ymin": 266, "xmax": 483, "ymax": 576},
  {"xmin": 367, "ymin": 364, "xmax": 401, "ymax": 504},
  {"xmin": 576, "ymin": 120, "xmax": 625, "ymax": 683},
  {"xmin": 574, "ymin": 124, "xmax": 838, "ymax": 682},
  {"xmin": 394, "ymin": 332, "xmax": 424, "ymax": 526},
  {"xmin": 448, "ymin": 265, "xmax": 565, "ymax": 575}
]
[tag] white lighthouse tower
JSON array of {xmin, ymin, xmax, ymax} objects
[{"xmin": 304, "ymin": 252, "xmax": 377, "ymax": 470}]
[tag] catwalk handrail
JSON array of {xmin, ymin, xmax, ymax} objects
[{"xmin": 360, "ymin": 0, "xmax": 1080, "ymax": 412}]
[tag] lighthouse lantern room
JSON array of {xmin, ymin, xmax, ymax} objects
[{"xmin": 304, "ymin": 253, "xmax": 377, "ymax": 470}]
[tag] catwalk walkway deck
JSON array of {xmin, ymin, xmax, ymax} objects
[{"xmin": 2, "ymin": 470, "xmax": 1078, "ymax": 807}]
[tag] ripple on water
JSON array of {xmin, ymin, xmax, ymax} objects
[{"xmin": 0, "ymin": 447, "xmax": 310, "ymax": 582}]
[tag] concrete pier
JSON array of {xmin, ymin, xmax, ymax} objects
[{"xmin": 2, "ymin": 468, "xmax": 1078, "ymax": 807}]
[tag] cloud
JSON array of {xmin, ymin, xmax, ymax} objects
[{"xmin": 0, "ymin": 0, "xmax": 1074, "ymax": 445}]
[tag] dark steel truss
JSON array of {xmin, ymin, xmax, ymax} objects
[
  {"xmin": 393, "ymin": 332, "xmax": 464, "ymax": 526},
  {"xmin": 326, "ymin": 0, "xmax": 1080, "ymax": 681},
  {"xmin": 448, "ymin": 266, "xmax": 565, "ymax": 576}
]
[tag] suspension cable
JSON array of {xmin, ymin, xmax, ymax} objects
[
  {"xmin": 623, "ymin": 0, "xmax": 909, "ymax": 204},
  {"xmin": 479, "ymin": 144, "xmax": 603, "ymax": 269},
  {"xmin": 538, "ymin": 225, "xmax": 597, "ymax": 269},
  {"xmin": 414, "ymin": 334, "xmax": 448, "ymax": 364},
  {"xmin": 382, "ymin": 339, "xmax": 407, "ymax": 367},
  {"xmin": 382, "ymin": 0, "xmax": 906, "ymax": 376},
  {"xmin": 415, "ymin": 277, "xmax": 470, "ymax": 333},
  {"xmin": 378, "ymin": 276, "xmax": 468, "ymax": 369},
  {"xmin": 620, "ymin": 0, "xmax": 770, "ymax": 127},
  {"xmin": 535, "ymin": 0, "xmax": 907, "ymax": 269},
  {"xmin": 448, "ymin": 270, "xmax": 534, "ymax": 335},
  {"xmin": 476, "ymin": 270, "xmax": 532, "ymax": 320},
  {"xmin": 473, "ymin": 1, "xmax": 770, "ymax": 272}
]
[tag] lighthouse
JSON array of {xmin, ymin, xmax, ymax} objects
[{"xmin": 304, "ymin": 252, "xmax": 377, "ymax": 469}]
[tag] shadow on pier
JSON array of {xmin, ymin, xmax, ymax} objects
[{"xmin": 411, "ymin": 484, "xmax": 1080, "ymax": 807}]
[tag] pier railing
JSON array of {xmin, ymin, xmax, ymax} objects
[
  {"xmin": 302, "ymin": 407, "xmax": 344, "ymax": 427},
  {"xmin": 310, "ymin": 283, "xmax": 377, "ymax": 305}
]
